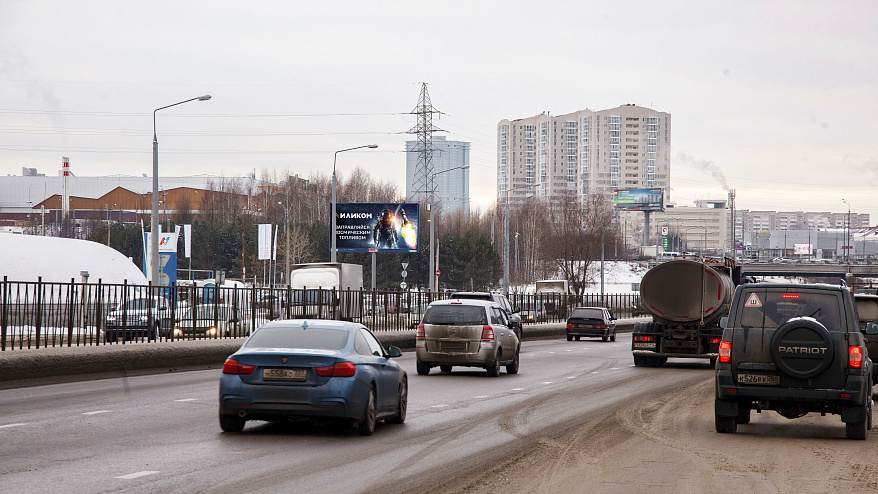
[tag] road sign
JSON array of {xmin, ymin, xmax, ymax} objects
[
  {"xmin": 400, "ymin": 281, "xmax": 408, "ymax": 290},
  {"xmin": 401, "ymin": 270, "xmax": 408, "ymax": 278},
  {"xmin": 661, "ymin": 226, "xmax": 668, "ymax": 236},
  {"xmin": 402, "ymin": 262, "xmax": 409, "ymax": 270},
  {"xmin": 436, "ymin": 269, "xmax": 440, "ymax": 277}
]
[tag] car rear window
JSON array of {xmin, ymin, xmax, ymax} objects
[
  {"xmin": 738, "ymin": 291, "xmax": 842, "ymax": 329},
  {"xmin": 570, "ymin": 308, "xmax": 603, "ymax": 319},
  {"xmin": 245, "ymin": 326, "xmax": 349, "ymax": 350},
  {"xmin": 423, "ymin": 305, "xmax": 488, "ymax": 325}
]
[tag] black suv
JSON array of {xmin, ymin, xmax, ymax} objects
[
  {"xmin": 448, "ymin": 292, "xmax": 523, "ymax": 339},
  {"xmin": 715, "ymin": 283, "xmax": 873, "ymax": 439}
]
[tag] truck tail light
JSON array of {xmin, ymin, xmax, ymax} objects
[
  {"xmin": 709, "ymin": 338, "xmax": 722, "ymax": 344},
  {"xmin": 481, "ymin": 325, "xmax": 495, "ymax": 341},
  {"xmin": 416, "ymin": 323, "xmax": 425, "ymax": 339},
  {"xmin": 315, "ymin": 361, "xmax": 356, "ymax": 378},
  {"xmin": 719, "ymin": 341, "xmax": 732, "ymax": 363},
  {"xmin": 222, "ymin": 358, "xmax": 255, "ymax": 375},
  {"xmin": 633, "ymin": 335, "xmax": 654, "ymax": 342},
  {"xmin": 849, "ymin": 346, "xmax": 864, "ymax": 369}
]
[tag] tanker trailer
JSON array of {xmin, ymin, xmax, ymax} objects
[{"xmin": 631, "ymin": 257, "xmax": 740, "ymax": 367}]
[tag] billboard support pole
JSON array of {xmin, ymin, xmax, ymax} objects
[{"xmin": 643, "ymin": 210, "xmax": 650, "ymax": 248}]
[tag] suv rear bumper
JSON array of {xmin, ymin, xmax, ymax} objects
[{"xmin": 716, "ymin": 369, "xmax": 871, "ymax": 409}]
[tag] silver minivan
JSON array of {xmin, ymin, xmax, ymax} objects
[{"xmin": 415, "ymin": 299, "xmax": 520, "ymax": 377}]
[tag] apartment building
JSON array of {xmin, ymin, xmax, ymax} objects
[
  {"xmin": 497, "ymin": 104, "xmax": 671, "ymax": 208},
  {"xmin": 406, "ymin": 136, "xmax": 471, "ymax": 214}
]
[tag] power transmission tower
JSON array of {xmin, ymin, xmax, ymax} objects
[{"xmin": 407, "ymin": 82, "xmax": 443, "ymax": 204}]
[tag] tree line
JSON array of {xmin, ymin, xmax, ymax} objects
[{"xmin": 86, "ymin": 168, "xmax": 619, "ymax": 294}]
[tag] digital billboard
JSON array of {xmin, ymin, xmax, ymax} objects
[
  {"xmin": 334, "ymin": 203, "xmax": 419, "ymax": 253},
  {"xmin": 612, "ymin": 188, "xmax": 664, "ymax": 211}
]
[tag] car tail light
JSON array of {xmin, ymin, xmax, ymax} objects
[
  {"xmin": 315, "ymin": 361, "xmax": 357, "ymax": 378},
  {"xmin": 567, "ymin": 322, "xmax": 573, "ymax": 328},
  {"xmin": 633, "ymin": 335, "xmax": 654, "ymax": 342},
  {"xmin": 481, "ymin": 325, "xmax": 495, "ymax": 340},
  {"xmin": 709, "ymin": 338, "xmax": 722, "ymax": 344},
  {"xmin": 597, "ymin": 324, "xmax": 606, "ymax": 329},
  {"xmin": 719, "ymin": 341, "xmax": 732, "ymax": 363},
  {"xmin": 416, "ymin": 323, "xmax": 425, "ymax": 339},
  {"xmin": 849, "ymin": 346, "xmax": 864, "ymax": 369},
  {"xmin": 222, "ymin": 358, "xmax": 255, "ymax": 375}
]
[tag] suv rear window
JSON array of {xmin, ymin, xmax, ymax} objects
[
  {"xmin": 423, "ymin": 305, "xmax": 488, "ymax": 325},
  {"xmin": 738, "ymin": 291, "xmax": 842, "ymax": 329}
]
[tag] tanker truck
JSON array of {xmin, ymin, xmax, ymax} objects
[{"xmin": 631, "ymin": 256, "xmax": 741, "ymax": 367}]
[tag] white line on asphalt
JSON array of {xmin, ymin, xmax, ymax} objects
[
  {"xmin": 175, "ymin": 398, "xmax": 197, "ymax": 402},
  {"xmin": 83, "ymin": 410, "xmax": 111, "ymax": 415},
  {"xmin": 0, "ymin": 423, "xmax": 26, "ymax": 429},
  {"xmin": 510, "ymin": 388, "xmax": 525, "ymax": 391},
  {"xmin": 566, "ymin": 376, "xmax": 576, "ymax": 379},
  {"xmin": 541, "ymin": 381, "xmax": 553, "ymax": 385},
  {"xmin": 610, "ymin": 367, "xmax": 620, "ymax": 370},
  {"xmin": 431, "ymin": 404, "xmax": 449, "ymax": 408},
  {"xmin": 474, "ymin": 395, "xmax": 489, "ymax": 399},
  {"xmin": 116, "ymin": 471, "xmax": 160, "ymax": 480}
]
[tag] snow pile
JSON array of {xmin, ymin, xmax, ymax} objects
[{"xmin": 0, "ymin": 233, "xmax": 147, "ymax": 285}]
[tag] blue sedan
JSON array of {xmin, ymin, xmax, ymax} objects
[{"xmin": 218, "ymin": 319, "xmax": 407, "ymax": 435}]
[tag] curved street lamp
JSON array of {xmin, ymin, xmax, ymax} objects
[
  {"xmin": 331, "ymin": 144, "xmax": 378, "ymax": 263},
  {"xmin": 428, "ymin": 165, "xmax": 470, "ymax": 292},
  {"xmin": 151, "ymin": 95, "xmax": 211, "ymax": 287}
]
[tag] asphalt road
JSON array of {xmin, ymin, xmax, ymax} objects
[{"xmin": 0, "ymin": 335, "xmax": 710, "ymax": 494}]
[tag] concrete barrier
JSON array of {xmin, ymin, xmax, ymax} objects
[{"xmin": 0, "ymin": 319, "xmax": 647, "ymax": 387}]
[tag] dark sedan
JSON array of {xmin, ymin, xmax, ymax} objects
[
  {"xmin": 218, "ymin": 319, "xmax": 407, "ymax": 435},
  {"xmin": 566, "ymin": 307, "xmax": 616, "ymax": 342}
]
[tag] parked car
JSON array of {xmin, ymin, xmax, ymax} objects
[
  {"xmin": 416, "ymin": 299, "xmax": 520, "ymax": 377},
  {"xmin": 566, "ymin": 307, "xmax": 617, "ymax": 342},
  {"xmin": 218, "ymin": 319, "xmax": 407, "ymax": 435},
  {"xmin": 173, "ymin": 304, "xmax": 250, "ymax": 338},
  {"xmin": 448, "ymin": 291, "xmax": 523, "ymax": 339},
  {"xmin": 105, "ymin": 295, "xmax": 172, "ymax": 342}
]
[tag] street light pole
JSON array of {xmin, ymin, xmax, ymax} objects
[
  {"xmin": 331, "ymin": 144, "xmax": 378, "ymax": 263},
  {"xmin": 503, "ymin": 182, "xmax": 540, "ymax": 295},
  {"xmin": 428, "ymin": 165, "xmax": 469, "ymax": 293},
  {"xmin": 843, "ymin": 198, "xmax": 851, "ymax": 262},
  {"xmin": 151, "ymin": 94, "xmax": 211, "ymax": 287}
]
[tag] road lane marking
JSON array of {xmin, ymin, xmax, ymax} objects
[
  {"xmin": 174, "ymin": 398, "xmax": 197, "ymax": 402},
  {"xmin": 541, "ymin": 381, "xmax": 553, "ymax": 385},
  {"xmin": 0, "ymin": 423, "xmax": 26, "ymax": 429},
  {"xmin": 510, "ymin": 388, "xmax": 525, "ymax": 391},
  {"xmin": 474, "ymin": 395, "xmax": 489, "ymax": 399},
  {"xmin": 116, "ymin": 471, "xmax": 160, "ymax": 480},
  {"xmin": 566, "ymin": 376, "xmax": 576, "ymax": 379},
  {"xmin": 83, "ymin": 410, "xmax": 111, "ymax": 415},
  {"xmin": 431, "ymin": 404, "xmax": 449, "ymax": 408}
]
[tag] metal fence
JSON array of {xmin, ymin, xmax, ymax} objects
[{"xmin": 1, "ymin": 277, "xmax": 640, "ymax": 350}]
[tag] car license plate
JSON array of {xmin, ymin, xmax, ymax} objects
[
  {"xmin": 736, "ymin": 373, "xmax": 779, "ymax": 385},
  {"xmin": 633, "ymin": 342, "xmax": 656, "ymax": 349},
  {"xmin": 263, "ymin": 368, "xmax": 307, "ymax": 381},
  {"xmin": 442, "ymin": 341, "xmax": 466, "ymax": 350}
]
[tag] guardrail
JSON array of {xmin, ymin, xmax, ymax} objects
[{"xmin": 0, "ymin": 277, "xmax": 640, "ymax": 350}]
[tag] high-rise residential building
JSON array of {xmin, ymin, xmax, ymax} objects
[
  {"xmin": 406, "ymin": 136, "xmax": 470, "ymax": 214},
  {"xmin": 497, "ymin": 104, "xmax": 671, "ymax": 208}
]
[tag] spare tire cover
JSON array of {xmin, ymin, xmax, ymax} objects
[{"xmin": 770, "ymin": 317, "xmax": 834, "ymax": 379}]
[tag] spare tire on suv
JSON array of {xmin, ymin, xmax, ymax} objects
[{"xmin": 714, "ymin": 283, "xmax": 873, "ymax": 440}]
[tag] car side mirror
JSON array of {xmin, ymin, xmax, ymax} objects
[
  {"xmin": 386, "ymin": 346, "xmax": 402, "ymax": 358},
  {"xmin": 866, "ymin": 321, "xmax": 878, "ymax": 335},
  {"xmin": 513, "ymin": 306, "xmax": 521, "ymax": 314},
  {"xmin": 720, "ymin": 316, "xmax": 729, "ymax": 328}
]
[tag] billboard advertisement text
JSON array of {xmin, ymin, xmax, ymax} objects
[{"xmin": 613, "ymin": 188, "xmax": 664, "ymax": 211}]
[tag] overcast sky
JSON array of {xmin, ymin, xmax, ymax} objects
[{"xmin": 2, "ymin": 1, "xmax": 876, "ymax": 221}]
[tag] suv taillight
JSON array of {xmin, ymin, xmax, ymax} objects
[
  {"xmin": 849, "ymin": 346, "xmax": 865, "ymax": 369},
  {"xmin": 416, "ymin": 323, "xmax": 425, "ymax": 339},
  {"xmin": 222, "ymin": 358, "xmax": 255, "ymax": 375},
  {"xmin": 315, "ymin": 361, "xmax": 357, "ymax": 378},
  {"xmin": 719, "ymin": 341, "xmax": 732, "ymax": 363},
  {"xmin": 481, "ymin": 325, "xmax": 495, "ymax": 340}
]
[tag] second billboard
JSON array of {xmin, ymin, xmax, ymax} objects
[{"xmin": 334, "ymin": 203, "xmax": 420, "ymax": 253}]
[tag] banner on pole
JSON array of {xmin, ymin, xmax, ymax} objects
[{"xmin": 258, "ymin": 224, "xmax": 272, "ymax": 260}]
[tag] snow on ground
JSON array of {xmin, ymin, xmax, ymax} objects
[{"xmin": 515, "ymin": 260, "xmax": 650, "ymax": 294}]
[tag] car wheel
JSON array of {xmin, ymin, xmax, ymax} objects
[
  {"xmin": 610, "ymin": 332, "xmax": 616, "ymax": 342},
  {"xmin": 846, "ymin": 417, "xmax": 868, "ymax": 440},
  {"xmin": 602, "ymin": 335, "xmax": 608, "ymax": 342},
  {"xmin": 105, "ymin": 331, "xmax": 117, "ymax": 343},
  {"xmin": 566, "ymin": 334, "xmax": 573, "ymax": 341},
  {"xmin": 575, "ymin": 336, "xmax": 581, "ymax": 341},
  {"xmin": 358, "ymin": 387, "xmax": 376, "ymax": 436},
  {"xmin": 715, "ymin": 414, "xmax": 737, "ymax": 434},
  {"xmin": 506, "ymin": 346, "xmax": 520, "ymax": 375},
  {"xmin": 390, "ymin": 379, "xmax": 407, "ymax": 424},
  {"xmin": 439, "ymin": 365, "xmax": 452, "ymax": 373},
  {"xmin": 219, "ymin": 413, "xmax": 246, "ymax": 433},
  {"xmin": 416, "ymin": 360, "xmax": 431, "ymax": 376},
  {"xmin": 486, "ymin": 351, "xmax": 501, "ymax": 377}
]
